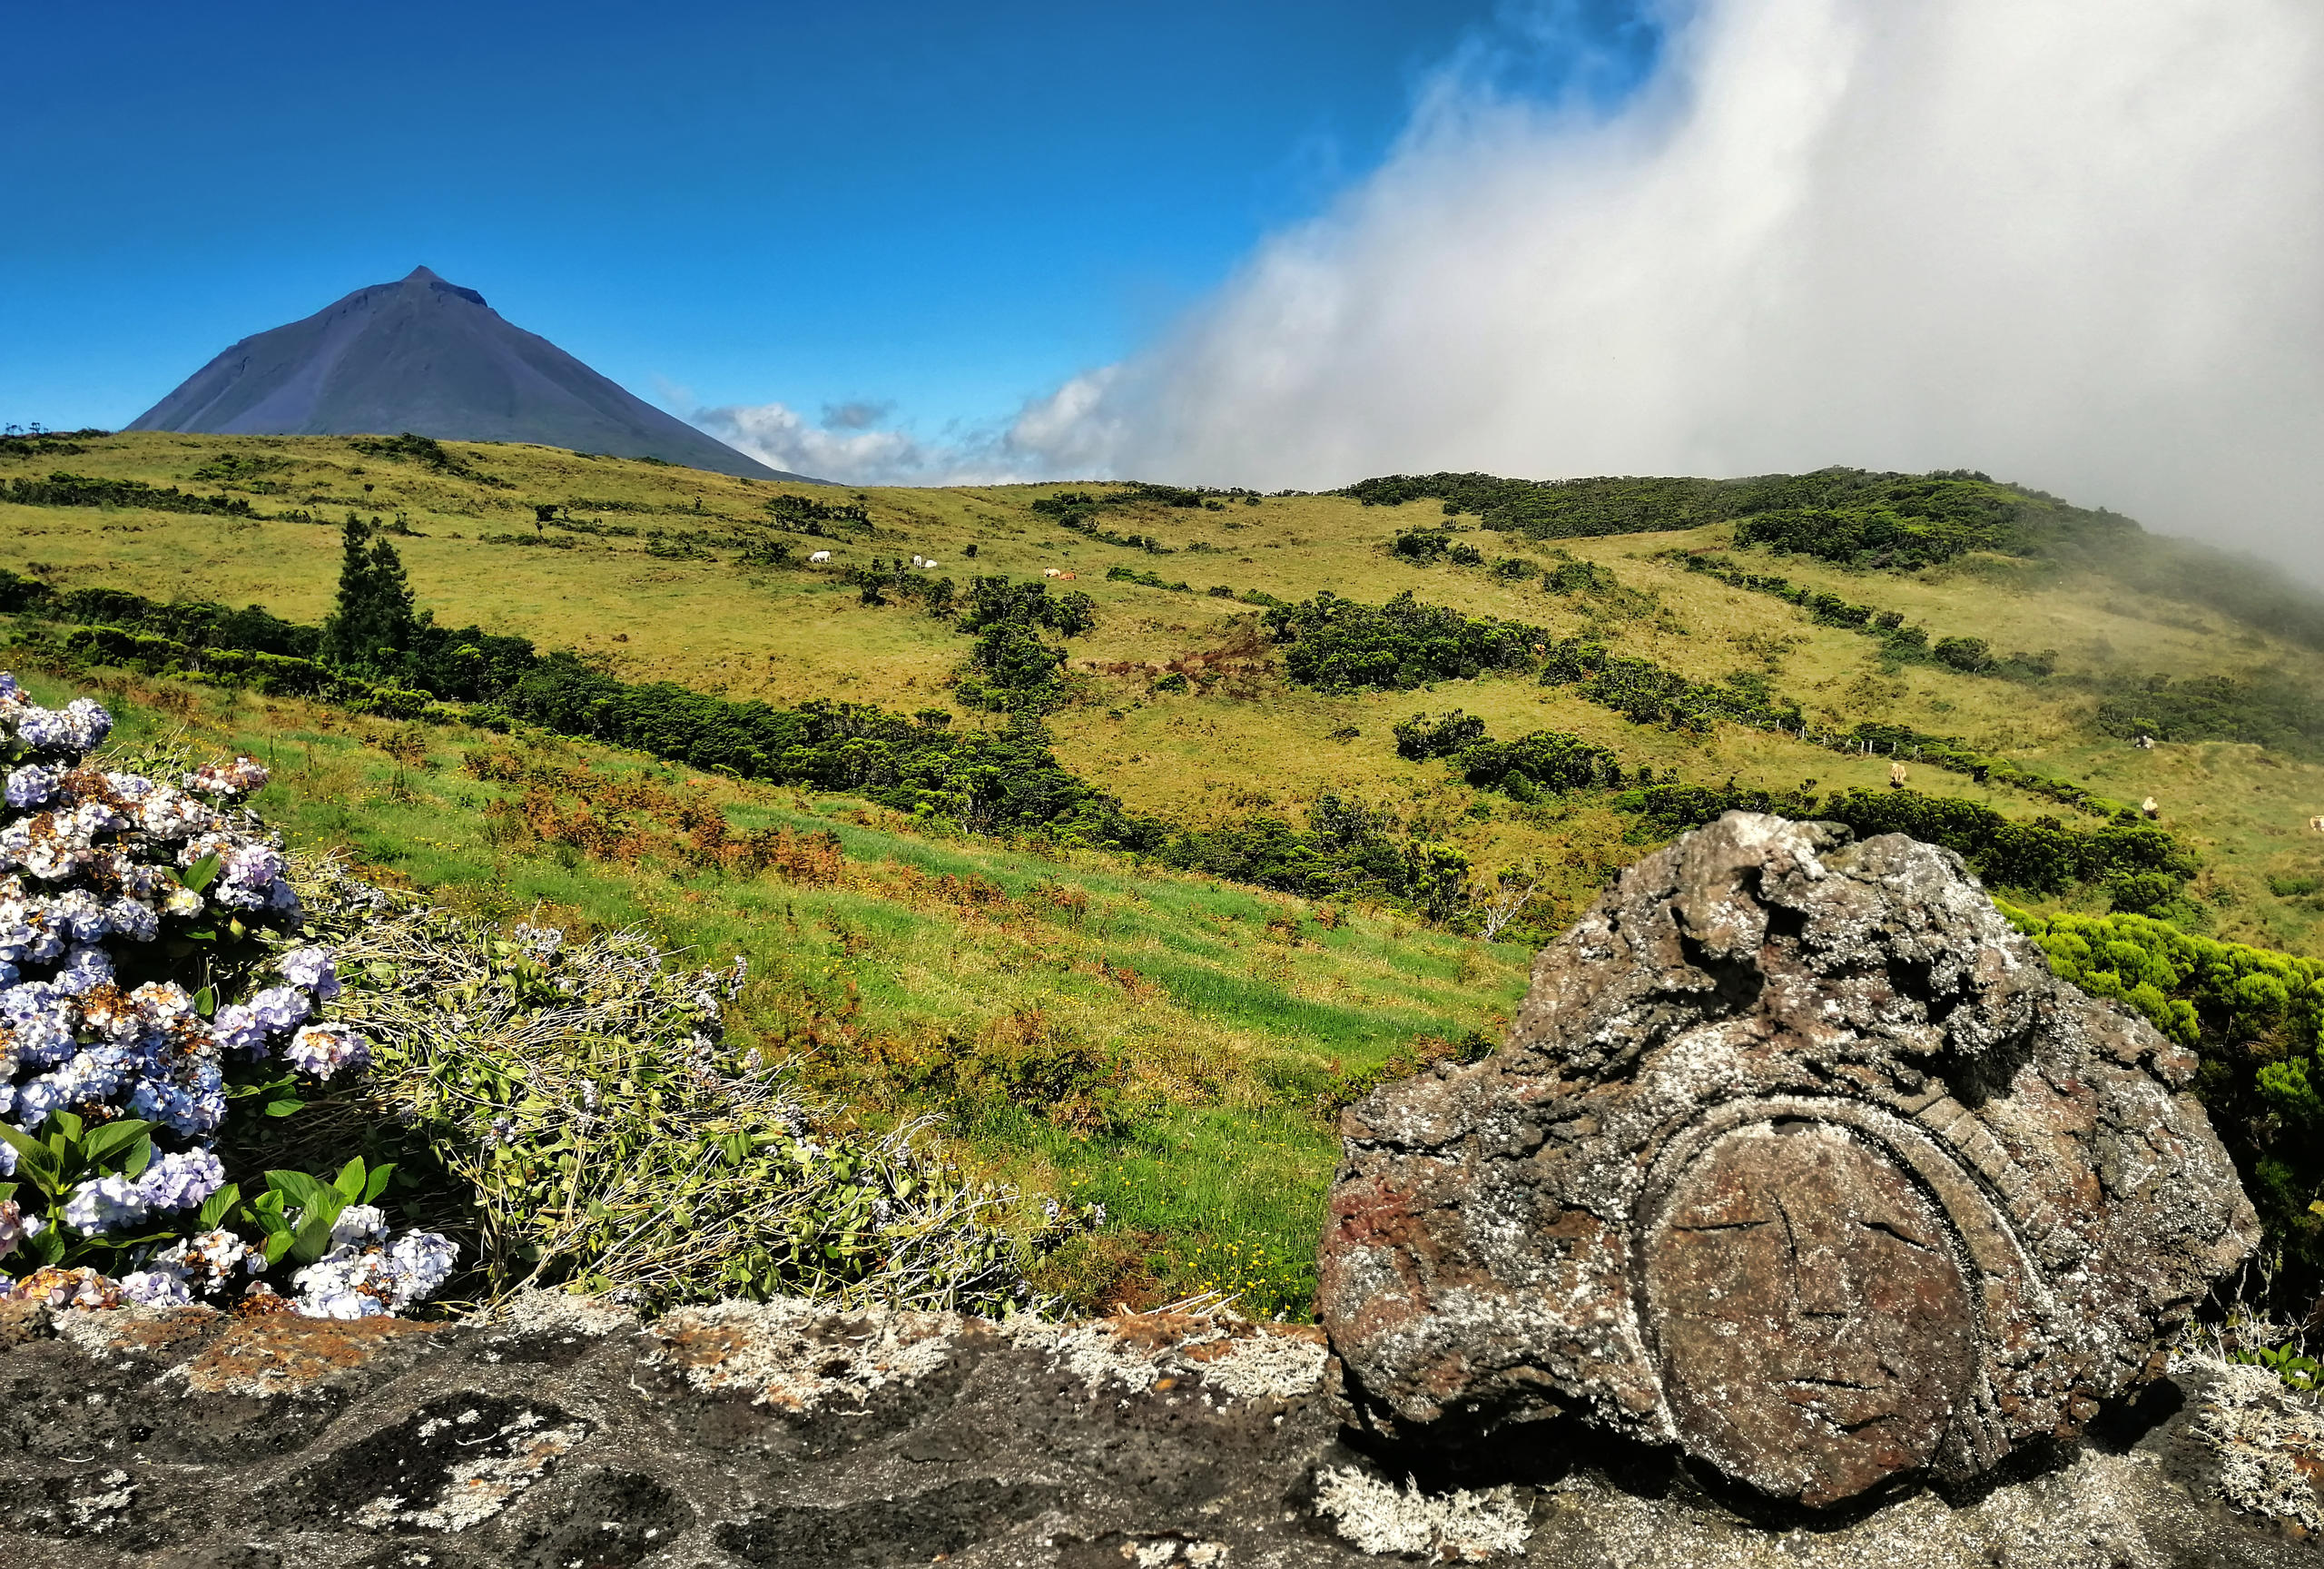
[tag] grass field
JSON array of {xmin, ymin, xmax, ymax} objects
[
  {"xmin": 11, "ymin": 660, "xmax": 1528, "ymax": 1315},
  {"xmin": 10, "ymin": 429, "xmax": 2324, "ymax": 954}
]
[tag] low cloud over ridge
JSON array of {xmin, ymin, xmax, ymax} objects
[{"xmin": 704, "ymin": 0, "xmax": 2322, "ymax": 561}]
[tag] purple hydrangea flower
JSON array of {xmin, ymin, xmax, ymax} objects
[
  {"xmin": 247, "ymin": 985, "xmax": 310, "ymax": 1033},
  {"xmin": 135, "ymin": 1148, "xmax": 226, "ymax": 1211},
  {"xmin": 4, "ymin": 765, "xmax": 56, "ymax": 809},
  {"xmin": 284, "ymin": 1023, "xmax": 369, "ymax": 1081},
  {"xmin": 208, "ymin": 1003, "xmax": 268, "ymax": 1058},
  {"xmin": 120, "ymin": 1266, "xmax": 192, "ymax": 1306},
  {"xmin": 387, "ymin": 1229, "xmax": 458, "ymax": 1303},
  {"xmin": 329, "ymin": 1204, "xmax": 388, "ymax": 1249},
  {"xmin": 106, "ymin": 898, "xmax": 159, "ymax": 943},
  {"xmin": 279, "ymin": 946, "xmax": 340, "ymax": 1000}
]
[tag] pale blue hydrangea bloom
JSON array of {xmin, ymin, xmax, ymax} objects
[
  {"xmin": 135, "ymin": 1149, "xmax": 226, "ymax": 1211},
  {"xmin": 63, "ymin": 1174, "xmax": 150, "ymax": 1233},
  {"xmin": 279, "ymin": 946, "xmax": 340, "ymax": 1000}
]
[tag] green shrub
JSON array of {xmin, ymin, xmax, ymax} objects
[
  {"xmin": 2000, "ymin": 902, "xmax": 2324, "ymax": 1297},
  {"xmin": 1392, "ymin": 709, "xmax": 1487, "ymax": 760},
  {"xmin": 1265, "ymin": 590, "xmax": 1540, "ymax": 692}
]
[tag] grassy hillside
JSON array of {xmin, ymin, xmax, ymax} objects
[
  {"xmin": 17, "ymin": 428, "xmax": 2324, "ymax": 1308},
  {"xmin": 7, "ymin": 661, "xmax": 1524, "ymax": 1315},
  {"xmin": 10, "ymin": 429, "xmax": 2324, "ymax": 952}
]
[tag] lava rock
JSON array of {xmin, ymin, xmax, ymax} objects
[{"xmin": 1316, "ymin": 812, "xmax": 2260, "ymax": 1507}]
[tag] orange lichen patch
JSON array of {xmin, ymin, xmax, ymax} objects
[
  {"xmin": 1178, "ymin": 1324, "xmax": 1326, "ymax": 1362},
  {"xmin": 179, "ymin": 1313, "xmax": 440, "ymax": 1396},
  {"xmin": 55, "ymin": 1303, "xmax": 225, "ymax": 1362},
  {"xmin": 1096, "ymin": 1311, "xmax": 1216, "ymax": 1355},
  {"xmin": 645, "ymin": 1299, "xmax": 959, "ymax": 1412},
  {"xmin": 1030, "ymin": 1309, "xmax": 1330, "ymax": 1400}
]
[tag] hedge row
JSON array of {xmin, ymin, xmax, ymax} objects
[
  {"xmin": 5, "ymin": 469, "xmax": 260, "ymax": 518},
  {"xmin": 1673, "ymin": 551, "xmax": 2056, "ymax": 676}
]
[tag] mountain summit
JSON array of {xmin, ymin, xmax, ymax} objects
[{"xmin": 128, "ymin": 267, "xmax": 807, "ymax": 481}]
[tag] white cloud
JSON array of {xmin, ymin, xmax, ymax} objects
[
  {"xmin": 694, "ymin": 400, "xmax": 1035, "ymax": 487},
  {"xmin": 1003, "ymin": 0, "xmax": 2324, "ymax": 558}
]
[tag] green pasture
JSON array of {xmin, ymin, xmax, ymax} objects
[{"xmin": 20, "ymin": 665, "xmax": 1525, "ymax": 1315}]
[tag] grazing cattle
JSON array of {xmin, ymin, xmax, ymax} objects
[
  {"xmin": 1044, "ymin": 567, "xmax": 1062, "ymax": 577},
  {"xmin": 2135, "ymin": 735, "xmax": 2157, "ymax": 750},
  {"xmin": 2310, "ymin": 816, "xmax": 2324, "ymax": 834},
  {"xmin": 1058, "ymin": 571, "xmax": 1077, "ymax": 580},
  {"xmin": 922, "ymin": 559, "xmax": 938, "ymax": 569},
  {"xmin": 808, "ymin": 549, "xmax": 832, "ymax": 563},
  {"xmin": 1889, "ymin": 761, "xmax": 1908, "ymax": 788},
  {"xmin": 911, "ymin": 555, "xmax": 925, "ymax": 567},
  {"xmin": 2142, "ymin": 796, "xmax": 2160, "ymax": 819}
]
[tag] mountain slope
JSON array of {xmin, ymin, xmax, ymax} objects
[{"xmin": 126, "ymin": 267, "xmax": 806, "ymax": 482}]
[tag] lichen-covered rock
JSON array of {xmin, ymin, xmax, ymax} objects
[
  {"xmin": 1316, "ymin": 812, "xmax": 2260, "ymax": 1507},
  {"xmin": 0, "ymin": 1285, "xmax": 2314, "ymax": 1565}
]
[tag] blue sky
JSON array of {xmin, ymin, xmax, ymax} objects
[{"xmin": 1, "ymin": 1, "xmax": 1657, "ymax": 440}]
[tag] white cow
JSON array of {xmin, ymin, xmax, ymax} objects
[
  {"xmin": 2142, "ymin": 796, "xmax": 2160, "ymax": 819},
  {"xmin": 911, "ymin": 555, "xmax": 926, "ymax": 567},
  {"xmin": 2309, "ymin": 815, "xmax": 2324, "ymax": 834},
  {"xmin": 922, "ymin": 559, "xmax": 938, "ymax": 569},
  {"xmin": 1044, "ymin": 567, "xmax": 1062, "ymax": 578},
  {"xmin": 808, "ymin": 549, "xmax": 832, "ymax": 563}
]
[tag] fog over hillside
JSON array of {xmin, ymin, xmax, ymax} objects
[{"xmin": 706, "ymin": 0, "xmax": 2324, "ymax": 569}]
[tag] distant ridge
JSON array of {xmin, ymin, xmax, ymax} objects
[{"xmin": 128, "ymin": 267, "xmax": 815, "ymax": 482}]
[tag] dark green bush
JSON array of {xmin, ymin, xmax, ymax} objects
[
  {"xmin": 1392, "ymin": 710, "xmax": 1488, "ymax": 760},
  {"xmin": 1266, "ymin": 590, "xmax": 1540, "ymax": 692}
]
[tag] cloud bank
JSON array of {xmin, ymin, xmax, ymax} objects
[
  {"xmin": 1005, "ymin": 0, "xmax": 2322, "ymax": 553},
  {"xmin": 693, "ymin": 399, "xmax": 1037, "ymax": 487}
]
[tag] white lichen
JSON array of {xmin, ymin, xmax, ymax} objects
[
  {"xmin": 1312, "ymin": 1465, "xmax": 1532, "ymax": 1561},
  {"xmin": 2190, "ymin": 1357, "xmax": 2324, "ymax": 1529}
]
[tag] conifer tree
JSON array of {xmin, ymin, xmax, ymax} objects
[{"xmin": 320, "ymin": 514, "xmax": 417, "ymax": 670}]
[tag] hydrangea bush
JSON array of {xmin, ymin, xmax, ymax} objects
[{"xmin": 0, "ymin": 672, "xmax": 455, "ymax": 1316}]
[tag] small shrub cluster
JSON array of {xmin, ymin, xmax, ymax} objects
[
  {"xmin": 348, "ymin": 432, "xmax": 507, "ymax": 487},
  {"xmin": 1105, "ymin": 563, "xmax": 1193, "ymax": 591},
  {"xmin": 1266, "ymin": 590, "xmax": 1540, "ymax": 692},
  {"xmin": 189, "ymin": 451, "xmax": 293, "ymax": 492},
  {"xmin": 952, "ymin": 577, "xmax": 1097, "ymax": 711},
  {"xmin": 1155, "ymin": 794, "xmax": 1472, "ymax": 922},
  {"xmin": 0, "ymin": 429, "xmax": 105, "ymax": 460},
  {"xmin": 1392, "ymin": 710, "xmax": 1487, "ymax": 761},
  {"xmin": 1537, "ymin": 637, "xmax": 1796, "ymax": 734},
  {"xmin": 1342, "ymin": 467, "xmax": 2136, "ymax": 567},
  {"xmin": 2093, "ymin": 670, "xmax": 2324, "ymax": 760},
  {"xmin": 767, "ymin": 492, "xmax": 869, "ymax": 528}
]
